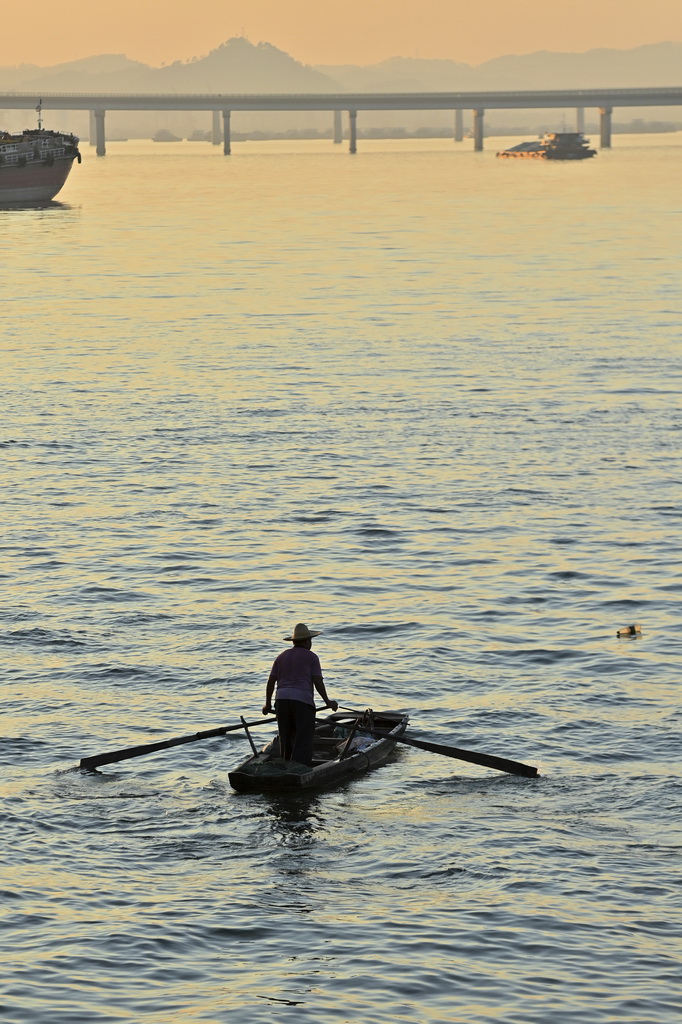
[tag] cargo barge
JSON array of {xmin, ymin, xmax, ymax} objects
[
  {"xmin": 0, "ymin": 127, "xmax": 81, "ymax": 203},
  {"xmin": 497, "ymin": 131, "xmax": 597, "ymax": 160}
]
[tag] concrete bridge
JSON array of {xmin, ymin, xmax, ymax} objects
[{"xmin": 1, "ymin": 87, "xmax": 681, "ymax": 155}]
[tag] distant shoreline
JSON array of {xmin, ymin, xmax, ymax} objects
[{"xmin": 133, "ymin": 120, "xmax": 681, "ymax": 144}]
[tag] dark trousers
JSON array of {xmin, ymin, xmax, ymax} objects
[{"xmin": 275, "ymin": 699, "xmax": 316, "ymax": 765}]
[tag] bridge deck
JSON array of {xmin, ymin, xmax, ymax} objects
[{"xmin": 1, "ymin": 87, "xmax": 681, "ymax": 112}]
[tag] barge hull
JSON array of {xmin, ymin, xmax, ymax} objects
[{"xmin": 0, "ymin": 158, "xmax": 77, "ymax": 203}]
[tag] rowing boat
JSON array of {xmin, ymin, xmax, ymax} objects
[{"xmin": 228, "ymin": 708, "xmax": 408, "ymax": 793}]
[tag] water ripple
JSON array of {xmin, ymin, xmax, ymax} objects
[{"xmin": 1, "ymin": 137, "xmax": 680, "ymax": 1024}]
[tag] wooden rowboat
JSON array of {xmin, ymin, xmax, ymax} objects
[{"xmin": 228, "ymin": 708, "xmax": 409, "ymax": 793}]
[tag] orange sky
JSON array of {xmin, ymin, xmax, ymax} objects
[{"xmin": 6, "ymin": 0, "xmax": 682, "ymax": 67}]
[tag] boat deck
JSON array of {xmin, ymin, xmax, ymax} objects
[{"xmin": 228, "ymin": 708, "xmax": 408, "ymax": 793}]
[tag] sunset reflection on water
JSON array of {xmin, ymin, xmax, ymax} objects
[{"xmin": 1, "ymin": 134, "xmax": 681, "ymax": 1024}]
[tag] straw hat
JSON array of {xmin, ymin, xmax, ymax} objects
[{"xmin": 284, "ymin": 623, "xmax": 321, "ymax": 641}]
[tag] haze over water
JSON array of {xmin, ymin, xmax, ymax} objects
[{"xmin": 2, "ymin": 134, "xmax": 681, "ymax": 1023}]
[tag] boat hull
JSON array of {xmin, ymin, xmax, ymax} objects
[
  {"xmin": 228, "ymin": 709, "xmax": 408, "ymax": 793},
  {"xmin": 0, "ymin": 129, "xmax": 81, "ymax": 204},
  {"xmin": 0, "ymin": 157, "xmax": 77, "ymax": 203},
  {"xmin": 497, "ymin": 150, "xmax": 595, "ymax": 160},
  {"xmin": 497, "ymin": 131, "xmax": 596, "ymax": 161}
]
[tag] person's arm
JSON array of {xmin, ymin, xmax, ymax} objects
[
  {"xmin": 262, "ymin": 667, "xmax": 277, "ymax": 715},
  {"xmin": 313, "ymin": 675, "xmax": 338, "ymax": 712}
]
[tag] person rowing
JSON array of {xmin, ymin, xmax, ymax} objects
[{"xmin": 262, "ymin": 622, "xmax": 338, "ymax": 767}]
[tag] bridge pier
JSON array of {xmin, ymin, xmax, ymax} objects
[
  {"xmin": 454, "ymin": 108, "xmax": 463, "ymax": 142},
  {"xmin": 212, "ymin": 110, "xmax": 222, "ymax": 145},
  {"xmin": 576, "ymin": 107, "xmax": 585, "ymax": 133},
  {"xmin": 472, "ymin": 108, "xmax": 484, "ymax": 151},
  {"xmin": 333, "ymin": 110, "xmax": 342, "ymax": 144},
  {"xmin": 93, "ymin": 108, "xmax": 106, "ymax": 156},
  {"xmin": 599, "ymin": 106, "xmax": 612, "ymax": 148},
  {"xmin": 222, "ymin": 110, "xmax": 231, "ymax": 155},
  {"xmin": 349, "ymin": 109, "xmax": 357, "ymax": 153}
]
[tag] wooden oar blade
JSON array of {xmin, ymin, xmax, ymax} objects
[
  {"xmin": 80, "ymin": 733, "xmax": 200, "ymax": 770},
  {"xmin": 79, "ymin": 716, "xmax": 277, "ymax": 770},
  {"xmin": 401, "ymin": 734, "xmax": 538, "ymax": 778},
  {"xmin": 360, "ymin": 725, "xmax": 538, "ymax": 778}
]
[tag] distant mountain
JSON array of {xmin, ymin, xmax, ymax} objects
[
  {"xmin": 152, "ymin": 38, "xmax": 337, "ymax": 92},
  {"xmin": 2, "ymin": 38, "xmax": 681, "ymax": 97},
  {"xmin": 1, "ymin": 38, "xmax": 679, "ymax": 138},
  {"xmin": 0, "ymin": 38, "xmax": 339, "ymax": 94},
  {"xmin": 316, "ymin": 42, "xmax": 682, "ymax": 92},
  {"xmin": 314, "ymin": 57, "xmax": 474, "ymax": 93},
  {"xmin": 0, "ymin": 54, "xmax": 149, "ymax": 92},
  {"xmin": 471, "ymin": 42, "xmax": 682, "ymax": 90}
]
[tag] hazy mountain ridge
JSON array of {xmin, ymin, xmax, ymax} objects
[
  {"xmin": 470, "ymin": 42, "xmax": 682, "ymax": 90},
  {"xmin": 0, "ymin": 55, "xmax": 150, "ymax": 92},
  {"xmin": 0, "ymin": 39, "xmax": 339, "ymax": 94},
  {"xmin": 315, "ymin": 57, "xmax": 475, "ymax": 93},
  {"xmin": 2, "ymin": 38, "xmax": 679, "ymax": 140},
  {"xmin": 1, "ymin": 38, "xmax": 680, "ymax": 95},
  {"xmin": 317, "ymin": 42, "xmax": 682, "ymax": 91}
]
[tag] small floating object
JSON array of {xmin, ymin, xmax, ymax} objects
[{"xmin": 617, "ymin": 624, "xmax": 642, "ymax": 637}]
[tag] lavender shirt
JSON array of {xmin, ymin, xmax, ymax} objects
[{"xmin": 270, "ymin": 647, "xmax": 323, "ymax": 706}]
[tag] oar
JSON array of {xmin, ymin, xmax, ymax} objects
[
  {"xmin": 79, "ymin": 715, "xmax": 277, "ymax": 771},
  {"xmin": 334, "ymin": 706, "xmax": 538, "ymax": 778},
  {"xmin": 385, "ymin": 732, "xmax": 538, "ymax": 778}
]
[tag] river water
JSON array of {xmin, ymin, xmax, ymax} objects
[{"xmin": 1, "ymin": 134, "xmax": 681, "ymax": 1023}]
